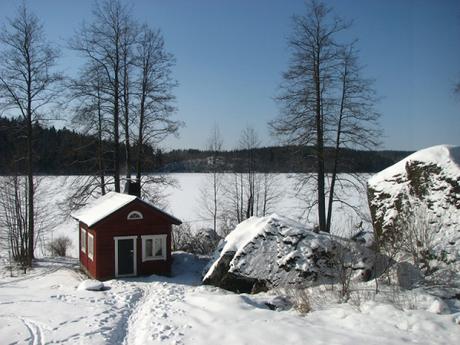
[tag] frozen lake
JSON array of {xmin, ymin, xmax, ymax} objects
[{"xmin": 1, "ymin": 173, "xmax": 372, "ymax": 258}]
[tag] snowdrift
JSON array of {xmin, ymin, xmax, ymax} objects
[{"xmin": 203, "ymin": 214, "xmax": 384, "ymax": 293}]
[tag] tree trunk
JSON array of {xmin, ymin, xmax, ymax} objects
[
  {"xmin": 97, "ymin": 93, "xmax": 106, "ymax": 195},
  {"xmin": 26, "ymin": 101, "xmax": 34, "ymax": 265},
  {"xmin": 314, "ymin": 54, "xmax": 326, "ymax": 232},
  {"xmin": 113, "ymin": 55, "xmax": 120, "ymax": 192},
  {"xmin": 326, "ymin": 63, "xmax": 347, "ymax": 233},
  {"xmin": 136, "ymin": 79, "xmax": 146, "ymax": 182},
  {"xmin": 123, "ymin": 61, "xmax": 131, "ymax": 180},
  {"xmin": 213, "ymin": 170, "xmax": 217, "ymax": 232}
]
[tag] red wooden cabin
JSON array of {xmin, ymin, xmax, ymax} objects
[{"xmin": 71, "ymin": 192, "xmax": 182, "ymax": 280}]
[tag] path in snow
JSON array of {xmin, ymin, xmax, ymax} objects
[
  {"xmin": 2, "ymin": 254, "xmax": 460, "ymax": 345},
  {"xmin": 123, "ymin": 281, "xmax": 189, "ymax": 345},
  {"xmin": 0, "ymin": 259, "xmax": 146, "ymax": 345},
  {"xmin": 116, "ymin": 253, "xmax": 460, "ymax": 345},
  {"xmin": 21, "ymin": 317, "xmax": 46, "ymax": 345},
  {"xmin": 121, "ymin": 252, "xmax": 207, "ymax": 345}
]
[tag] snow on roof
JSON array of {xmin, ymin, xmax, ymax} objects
[
  {"xmin": 71, "ymin": 192, "xmax": 137, "ymax": 227},
  {"xmin": 71, "ymin": 191, "xmax": 182, "ymax": 227},
  {"xmin": 368, "ymin": 145, "xmax": 460, "ymax": 186}
]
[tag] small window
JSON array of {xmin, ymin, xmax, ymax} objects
[
  {"xmin": 81, "ymin": 228, "xmax": 87, "ymax": 253},
  {"xmin": 88, "ymin": 233, "xmax": 94, "ymax": 260},
  {"xmin": 141, "ymin": 235, "xmax": 167, "ymax": 261},
  {"xmin": 127, "ymin": 211, "xmax": 143, "ymax": 220}
]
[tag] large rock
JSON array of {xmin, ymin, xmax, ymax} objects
[
  {"xmin": 368, "ymin": 145, "xmax": 460, "ymax": 272},
  {"xmin": 202, "ymin": 214, "xmax": 384, "ymax": 293}
]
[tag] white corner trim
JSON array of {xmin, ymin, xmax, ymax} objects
[
  {"xmin": 141, "ymin": 234, "xmax": 167, "ymax": 262},
  {"xmin": 81, "ymin": 228, "xmax": 87, "ymax": 253},
  {"xmin": 114, "ymin": 236, "xmax": 137, "ymax": 277},
  {"xmin": 87, "ymin": 233, "xmax": 94, "ymax": 261}
]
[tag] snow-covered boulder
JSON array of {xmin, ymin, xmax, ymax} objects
[
  {"xmin": 77, "ymin": 279, "xmax": 105, "ymax": 291},
  {"xmin": 368, "ymin": 145, "xmax": 460, "ymax": 270},
  {"xmin": 203, "ymin": 214, "xmax": 384, "ymax": 293}
]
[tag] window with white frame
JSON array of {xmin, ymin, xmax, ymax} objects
[
  {"xmin": 88, "ymin": 233, "xmax": 94, "ymax": 260},
  {"xmin": 141, "ymin": 235, "xmax": 167, "ymax": 261},
  {"xmin": 81, "ymin": 228, "xmax": 87, "ymax": 253},
  {"xmin": 127, "ymin": 211, "xmax": 143, "ymax": 220}
]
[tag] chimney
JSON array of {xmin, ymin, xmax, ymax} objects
[{"xmin": 124, "ymin": 179, "xmax": 141, "ymax": 197}]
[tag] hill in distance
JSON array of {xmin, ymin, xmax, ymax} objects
[{"xmin": 0, "ymin": 116, "xmax": 411, "ymax": 175}]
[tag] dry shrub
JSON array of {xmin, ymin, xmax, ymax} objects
[
  {"xmin": 47, "ymin": 236, "xmax": 72, "ymax": 257},
  {"xmin": 172, "ymin": 223, "xmax": 221, "ymax": 255},
  {"xmin": 286, "ymin": 288, "xmax": 311, "ymax": 314}
]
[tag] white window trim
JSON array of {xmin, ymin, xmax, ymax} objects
[
  {"xmin": 87, "ymin": 233, "xmax": 94, "ymax": 261},
  {"xmin": 141, "ymin": 235, "xmax": 167, "ymax": 262},
  {"xmin": 127, "ymin": 211, "xmax": 143, "ymax": 220},
  {"xmin": 114, "ymin": 236, "xmax": 137, "ymax": 277},
  {"xmin": 81, "ymin": 228, "xmax": 87, "ymax": 253}
]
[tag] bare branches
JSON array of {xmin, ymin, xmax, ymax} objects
[
  {"xmin": 218, "ymin": 127, "xmax": 282, "ymax": 234},
  {"xmin": 134, "ymin": 25, "xmax": 180, "ymax": 182},
  {"xmin": 68, "ymin": 0, "xmax": 180, "ymax": 202},
  {"xmin": 0, "ymin": 4, "xmax": 62, "ymax": 265},
  {"xmin": 271, "ymin": 1, "xmax": 380, "ymax": 232},
  {"xmin": 0, "ymin": 4, "xmax": 62, "ymax": 122},
  {"xmin": 198, "ymin": 125, "xmax": 224, "ymax": 233},
  {"xmin": 70, "ymin": 0, "xmax": 134, "ymax": 192}
]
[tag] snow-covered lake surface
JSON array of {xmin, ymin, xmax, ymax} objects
[{"xmin": 29, "ymin": 173, "xmax": 371, "ymax": 258}]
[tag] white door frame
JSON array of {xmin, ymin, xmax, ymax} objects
[{"xmin": 114, "ymin": 236, "xmax": 137, "ymax": 277}]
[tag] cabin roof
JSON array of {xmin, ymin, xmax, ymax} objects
[{"xmin": 71, "ymin": 191, "xmax": 182, "ymax": 227}]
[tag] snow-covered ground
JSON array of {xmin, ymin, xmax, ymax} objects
[
  {"xmin": 1, "ymin": 173, "xmax": 460, "ymax": 344},
  {"xmin": 1, "ymin": 252, "xmax": 460, "ymax": 345}
]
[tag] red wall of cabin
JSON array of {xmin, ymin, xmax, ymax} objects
[
  {"xmin": 79, "ymin": 223, "xmax": 97, "ymax": 279},
  {"xmin": 79, "ymin": 199, "xmax": 173, "ymax": 280}
]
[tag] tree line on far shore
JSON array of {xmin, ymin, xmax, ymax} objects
[{"xmin": 0, "ymin": 116, "xmax": 410, "ymax": 175}]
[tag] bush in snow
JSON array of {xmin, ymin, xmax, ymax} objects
[
  {"xmin": 47, "ymin": 236, "xmax": 72, "ymax": 257},
  {"xmin": 285, "ymin": 288, "xmax": 311, "ymax": 314},
  {"xmin": 173, "ymin": 223, "xmax": 221, "ymax": 255}
]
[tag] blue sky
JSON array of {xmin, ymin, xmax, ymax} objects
[{"xmin": 0, "ymin": 0, "xmax": 459, "ymax": 151}]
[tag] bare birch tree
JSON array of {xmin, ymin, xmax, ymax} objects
[
  {"xmin": 70, "ymin": 0, "xmax": 132, "ymax": 192},
  {"xmin": 0, "ymin": 4, "xmax": 61, "ymax": 265},
  {"xmin": 220, "ymin": 127, "xmax": 281, "ymax": 234},
  {"xmin": 67, "ymin": 62, "xmax": 111, "ymax": 209},
  {"xmin": 199, "ymin": 125, "xmax": 223, "ymax": 233},
  {"xmin": 240, "ymin": 127, "xmax": 260, "ymax": 219},
  {"xmin": 0, "ymin": 176, "xmax": 31, "ymax": 270},
  {"xmin": 325, "ymin": 44, "xmax": 380, "ymax": 232},
  {"xmin": 120, "ymin": 20, "xmax": 138, "ymax": 180},
  {"xmin": 0, "ymin": 175, "xmax": 54, "ymax": 271},
  {"xmin": 271, "ymin": 1, "xmax": 379, "ymax": 232},
  {"xmin": 68, "ymin": 2, "xmax": 179, "ymax": 209},
  {"xmin": 133, "ymin": 25, "xmax": 179, "ymax": 196}
]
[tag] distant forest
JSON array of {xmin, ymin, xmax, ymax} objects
[{"xmin": 0, "ymin": 117, "xmax": 411, "ymax": 175}]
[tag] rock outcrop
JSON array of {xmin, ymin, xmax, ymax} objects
[{"xmin": 368, "ymin": 145, "xmax": 460, "ymax": 274}]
